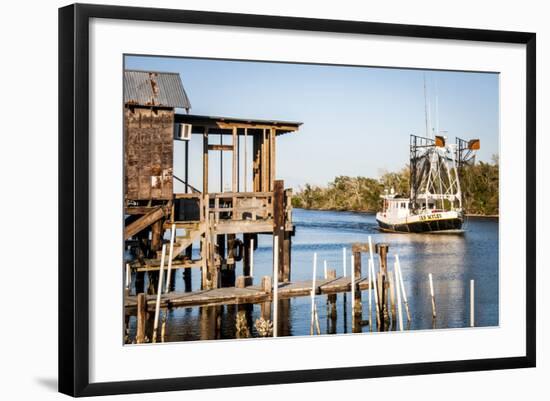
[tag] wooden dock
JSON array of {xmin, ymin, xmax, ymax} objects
[{"xmin": 125, "ymin": 275, "xmax": 373, "ymax": 310}]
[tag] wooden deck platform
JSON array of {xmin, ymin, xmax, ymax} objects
[{"xmin": 125, "ymin": 275, "xmax": 373, "ymax": 310}]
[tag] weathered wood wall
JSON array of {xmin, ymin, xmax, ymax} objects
[{"xmin": 125, "ymin": 106, "xmax": 174, "ymax": 200}]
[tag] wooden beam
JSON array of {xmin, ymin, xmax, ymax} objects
[
  {"xmin": 207, "ymin": 144, "xmax": 233, "ymax": 151},
  {"xmin": 273, "ymin": 180, "xmax": 285, "ymax": 282},
  {"xmin": 124, "ymin": 206, "xmax": 164, "ymax": 240},
  {"xmin": 270, "ymin": 128, "xmax": 276, "ymax": 191},
  {"xmin": 232, "ymin": 127, "xmax": 238, "ymax": 193}
]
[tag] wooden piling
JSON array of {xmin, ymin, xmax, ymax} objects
[
  {"xmin": 273, "ymin": 180, "xmax": 286, "ymax": 282},
  {"xmin": 353, "ymin": 251, "xmax": 362, "ymax": 324},
  {"xmin": 327, "ymin": 269, "xmax": 337, "ymax": 322},
  {"xmin": 136, "ymin": 293, "xmax": 146, "ymax": 344},
  {"xmin": 261, "ymin": 275, "xmax": 272, "ymax": 294}
]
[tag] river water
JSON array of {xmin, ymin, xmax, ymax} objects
[{"xmin": 126, "ymin": 208, "xmax": 499, "ymax": 342}]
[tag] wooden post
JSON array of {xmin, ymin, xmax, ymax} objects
[
  {"xmin": 273, "ymin": 180, "xmax": 286, "ymax": 282},
  {"xmin": 269, "ymin": 128, "xmax": 276, "ymax": 191},
  {"xmin": 377, "ymin": 243, "xmax": 389, "ymax": 326},
  {"xmin": 429, "ymin": 273, "xmax": 437, "ymax": 319},
  {"xmin": 261, "ymin": 276, "xmax": 272, "ymax": 294},
  {"xmin": 152, "ymin": 244, "xmax": 167, "ymax": 343},
  {"xmin": 232, "ymin": 127, "xmax": 238, "ymax": 192},
  {"xmin": 184, "ymin": 246, "xmax": 192, "ymax": 292},
  {"xmin": 283, "ymin": 231, "xmax": 292, "ymax": 282},
  {"xmin": 250, "ymin": 238, "xmax": 254, "ymax": 277},
  {"xmin": 185, "ymin": 139, "xmax": 189, "ymax": 193},
  {"xmin": 377, "ymin": 272, "xmax": 386, "ymax": 331},
  {"xmin": 310, "ymin": 252, "xmax": 317, "ymax": 335},
  {"xmin": 219, "ymin": 133, "xmax": 224, "ymax": 192},
  {"xmin": 136, "ymin": 293, "xmax": 147, "ymax": 344},
  {"xmin": 395, "ymin": 255, "xmax": 411, "ymax": 322},
  {"xmin": 165, "ymin": 224, "xmax": 176, "ymax": 292},
  {"xmin": 273, "ymin": 236, "xmax": 279, "ymax": 337},
  {"xmin": 203, "ymin": 128, "xmax": 209, "ymax": 194},
  {"xmin": 394, "ymin": 269, "xmax": 404, "ymax": 331},
  {"xmin": 243, "ymin": 233, "xmax": 251, "ymax": 276},
  {"xmin": 470, "ymin": 279, "xmax": 475, "ymax": 327},
  {"xmin": 224, "ymin": 234, "xmax": 236, "ymax": 287},
  {"xmin": 377, "ymin": 243, "xmax": 389, "ymax": 276},
  {"xmin": 327, "ymin": 269, "xmax": 337, "ymax": 321},
  {"xmin": 150, "ymin": 220, "xmax": 163, "ymax": 253},
  {"xmin": 324, "ymin": 260, "xmax": 328, "ymax": 279}
]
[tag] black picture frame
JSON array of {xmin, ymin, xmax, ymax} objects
[{"xmin": 58, "ymin": 3, "xmax": 536, "ymax": 397}]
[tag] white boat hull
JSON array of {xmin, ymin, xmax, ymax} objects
[{"xmin": 376, "ymin": 210, "xmax": 464, "ymax": 233}]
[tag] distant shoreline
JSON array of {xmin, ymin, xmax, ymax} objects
[{"xmin": 294, "ymin": 207, "xmax": 499, "ymax": 219}]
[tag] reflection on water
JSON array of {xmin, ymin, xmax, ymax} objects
[{"xmin": 126, "ymin": 209, "xmax": 499, "ymax": 342}]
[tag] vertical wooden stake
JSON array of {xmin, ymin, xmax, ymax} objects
[
  {"xmin": 470, "ymin": 279, "xmax": 475, "ymax": 327},
  {"xmin": 395, "ymin": 255, "xmax": 411, "ymax": 322},
  {"xmin": 153, "ymin": 244, "xmax": 167, "ymax": 343},
  {"xmin": 165, "ymin": 224, "xmax": 176, "ymax": 292},
  {"xmin": 310, "ymin": 252, "xmax": 317, "ymax": 335},
  {"xmin": 342, "ymin": 247, "xmax": 347, "ymax": 277},
  {"xmin": 429, "ymin": 273, "xmax": 437, "ymax": 319},
  {"xmin": 136, "ymin": 293, "xmax": 146, "ymax": 344},
  {"xmin": 394, "ymin": 269, "xmax": 403, "ymax": 331},
  {"xmin": 324, "ymin": 260, "xmax": 328, "ymax": 279},
  {"xmin": 250, "ymin": 238, "xmax": 254, "ymax": 277},
  {"xmin": 273, "ymin": 236, "xmax": 279, "ymax": 337}
]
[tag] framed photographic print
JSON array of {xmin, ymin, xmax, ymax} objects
[{"xmin": 58, "ymin": 3, "xmax": 536, "ymax": 397}]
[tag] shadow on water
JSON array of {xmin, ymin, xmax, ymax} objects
[{"xmin": 126, "ymin": 209, "xmax": 499, "ymax": 343}]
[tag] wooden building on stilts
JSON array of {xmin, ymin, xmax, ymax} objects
[{"xmin": 124, "ymin": 70, "xmax": 301, "ymax": 294}]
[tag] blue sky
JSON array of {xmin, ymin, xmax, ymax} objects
[{"xmin": 125, "ymin": 55, "xmax": 499, "ymax": 191}]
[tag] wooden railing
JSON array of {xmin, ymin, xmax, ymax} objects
[
  {"xmin": 172, "ymin": 190, "xmax": 293, "ymax": 226},
  {"xmin": 209, "ymin": 192, "xmax": 274, "ymax": 223}
]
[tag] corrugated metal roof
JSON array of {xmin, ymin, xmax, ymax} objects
[{"xmin": 124, "ymin": 70, "xmax": 191, "ymax": 110}]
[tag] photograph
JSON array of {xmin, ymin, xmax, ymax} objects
[{"xmin": 122, "ymin": 55, "xmax": 499, "ymax": 344}]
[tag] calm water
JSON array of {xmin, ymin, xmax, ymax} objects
[{"xmin": 127, "ymin": 208, "xmax": 499, "ymax": 342}]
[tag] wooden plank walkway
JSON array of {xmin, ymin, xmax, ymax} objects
[{"xmin": 125, "ymin": 275, "xmax": 373, "ymax": 310}]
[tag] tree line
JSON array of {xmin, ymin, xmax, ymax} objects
[{"xmin": 291, "ymin": 157, "xmax": 499, "ymax": 216}]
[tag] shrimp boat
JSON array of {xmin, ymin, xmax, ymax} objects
[{"xmin": 376, "ymin": 135, "xmax": 479, "ymax": 234}]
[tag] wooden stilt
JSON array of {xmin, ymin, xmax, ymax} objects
[{"xmin": 136, "ymin": 293, "xmax": 146, "ymax": 344}]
